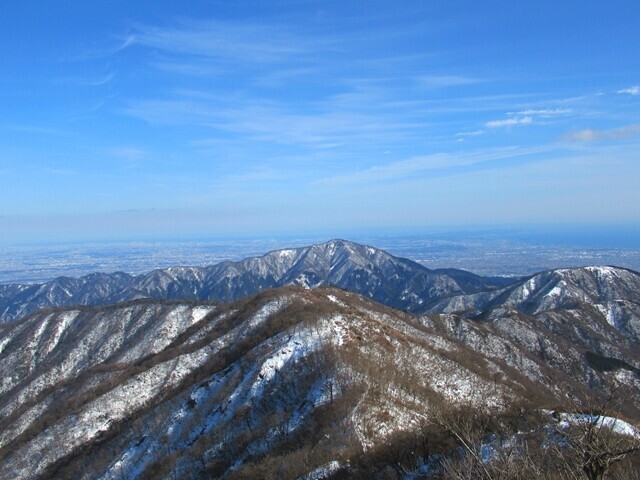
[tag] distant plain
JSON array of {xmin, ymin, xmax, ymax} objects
[{"xmin": 2, "ymin": 225, "xmax": 639, "ymax": 284}]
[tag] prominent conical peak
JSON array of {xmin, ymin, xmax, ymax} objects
[{"xmin": 260, "ymin": 239, "xmax": 370, "ymax": 261}]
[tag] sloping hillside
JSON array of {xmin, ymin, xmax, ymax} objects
[
  {"xmin": 0, "ymin": 287, "xmax": 544, "ymax": 479},
  {"xmin": 1, "ymin": 284, "xmax": 639, "ymax": 479}
]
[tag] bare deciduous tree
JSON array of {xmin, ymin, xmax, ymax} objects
[{"xmin": 551, "ymin": 384, "xmax": 640, "ymax": 480}]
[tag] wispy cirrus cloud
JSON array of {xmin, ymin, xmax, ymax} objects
[
  {"xmin": 67, "ymin": 33, "xmax": 136, "ymax": 62},
  {"xmin": 123, "ymin": 89, "xmax": 431, "ymax": 149},
  {"xmin": 455, "ymin": 129, "xmax": 485, "ymax": 141},
  {"xmin": 617, "ymin": 86, "xmax": 640, "ymax": 96},
  {"xmin": 561, "ymin": 124, "xmax": 640, "ymax": 142},
  {"xmin": 114, "ymin": 34, "xmax": 136, "ymax": 53},
  {"xmin": 484, "ymin": 108, "xmax": 571, "ymax": 130},
  {"xmin": 57, "ymin": 71, "xmax": 116, "ymax": 87},
  {"xmin": 121, "ymin": 18, "xmax": 518, "ymax": 153},
  {"xmin": 512, "ymin": 108, "xmax": 572, "ymax": 117},
  {"xmin": 117, "ymin": 16, "xmax": 639, "ymax": 206},
  {"xmin": 417, "ymin": 75, "xmax": 482, "ymax": 89},
  {"xmin": 130, "ymin": 20, "xmax": 318, "ymax": 64},
  {"xmin": 455, "ymin": 130, "xmax": 485, "ymax": 137},
  {"xmin": 485, "ymin": 116, "xmax": 533, "ymax": 128},
  {"xmin": 106, "ymin": 147, "xmax": 149, "ymax": 160},
  {"xmin": 318, "ymin": 145, "xmax": 556, "ymax": 186},
  {"xmin": 147, "ymin": 60, "xmax": 226, "ymax": 77}
]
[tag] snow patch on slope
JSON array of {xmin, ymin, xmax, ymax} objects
[
  {"xmin": 558, "ymin": 412, "xmax": 640, "ymax": 438},
  {"xmin": 299, "ymin": 460, "xmax": 344, "ymax": 480},
  {"xmin": 585, "ymin": 266, "xmax": 620, "ymax": 279},
  {"xmin": 0, "ymin": 336, "xmax": 10, "ymax": 355},
  {"xmin": 250, "ymin": 333, "xmax": 319, "ymax": 397},
  {"xmin": 244, "ymin": 297, "xmax": 291, "ymax": 331},
  {"xmin": 545, "ymin": 282, "xmax": 565, "ymax": 298},
  {"xmin": 41, "ymin": 310, "xmax": 79, "ymax": 357},
  {"xmin": 327, "ymin": 294, "xmax": 346, "ymax": 307},
  {"xmin": 519, "ymin": 277, "xmax": 536, "ymax": 300},
  {"xmin": 595, "ymin": 303, "xmax": 618, "ymax": 328},
  {"xmin": 119, "ymin": 305, "xmax": 215, "ymax": 363},
  {"xmin": 277, "ymin": 249, "xmax": 296, "ymax": 260}
]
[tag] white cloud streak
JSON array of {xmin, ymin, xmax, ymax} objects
[
  {"xmin": 123, "ymin": 92, "xmax": 432, "ymax": 149},
  {"xmin": 318, "ymin": 145, "xmax": 554, "ymax": 186},
  {"xmin": 455, "ymin": 130, "xmax": 485, "ymax": 137},
  {"xmin": 513, "ymin": 108, "xmax": 572, "ymax": 116},
  {"xmin": 561, "ymin": 124, "xmax": 640, "ymax": 142},
  {"xmin": 63, "ymin": 72, "xmax": 116, "ymax": 87},
  {"xmin": 418, "ymin": 75, "xmax": 481, "ymax": 88},
  {"xmin": 617, "ymin": 86, "xmax": 640, "ymax": 95},
  {"xmin": 485, "ymin": 116, "xmax": 533, "ymax": 128},
  {"xmin": 131, "ymin": 20, "xmax": 315, "ymax": 64}
]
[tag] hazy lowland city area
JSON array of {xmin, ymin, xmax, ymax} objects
[{"xmin": 2, "ymin": 225, "xmax": 640, "ymax": 284}]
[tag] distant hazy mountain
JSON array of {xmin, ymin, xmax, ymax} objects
[
  {"xmin": 2, "ymin": 284, "xmax": 638, "ymax": 479},
  {"xmin": 0, "ymin": 239, "xmax": 512, "ymax": 324}
]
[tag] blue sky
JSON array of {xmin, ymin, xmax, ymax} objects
[{"xmin": 0, "ymin": 0, "xmax": 639, "ymax": 244}]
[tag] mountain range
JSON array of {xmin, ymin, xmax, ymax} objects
[
  {"xmin": 0, "ymin": 239, "xmax": 639, "ymax": 479},
  {"xmin": 0, "ymin": 239, "xmax": 512, "ymax": 324}
]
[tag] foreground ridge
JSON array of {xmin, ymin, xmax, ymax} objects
[{"xmin": 0, "ymin": 283, "xmax": 639, "ymax": 478}]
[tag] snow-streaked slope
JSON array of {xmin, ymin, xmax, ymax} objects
[
  {"xmin": 1, "ymin": 283, "xmax": 640, "ymax": 479},
  {"xmin": 0, "ymin": 287, "xmax": 533, "ymax": 480},
  {"xmin": 0, "ymin": 239, "xmax": 512, "ymax": 324},
  {"xmin": 417, "ymin": 267, "xmax": 640, "ymax": 418},
  {"xmin": 424, "ymin": 266, "xmax": 640, "ymax": 343}
]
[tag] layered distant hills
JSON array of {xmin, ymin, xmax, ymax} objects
[
  {"xmin": 1, "ymin": 240, "xmax": 639, "ymax": 479},
  {"xmin": 0, "ymin": 239, "xmax": 512, "ymax": 324}
]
